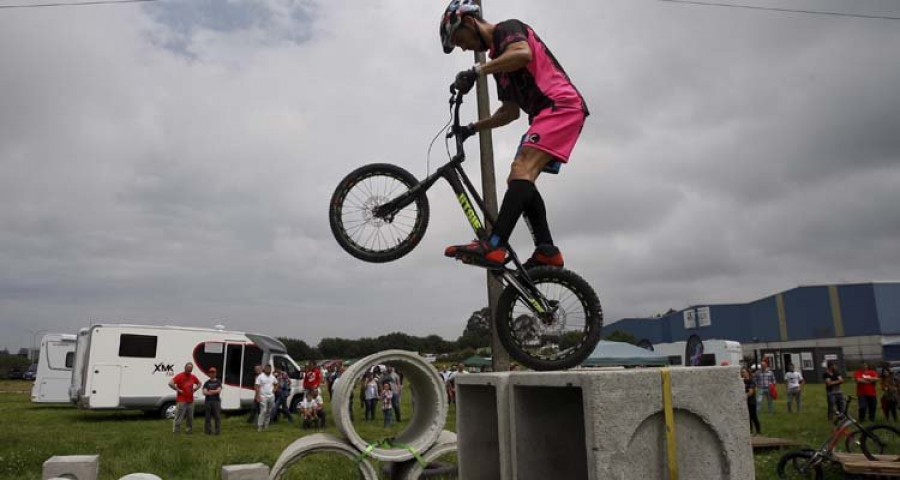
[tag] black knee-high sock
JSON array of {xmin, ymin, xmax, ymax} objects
[
  {"xmin": 491, "ymin": 179, "xmax": 536, "ymax": 245},
  {"xmin": 523, "ymin": 189, "xmax": 553, "ymax": 247}
]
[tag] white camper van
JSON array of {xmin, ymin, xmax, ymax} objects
[
  {"xmin": 69, "ymin": 324, "xmax": 307, "ymax": 418},
  {"xmin": 31, "ymin": 333, "xmax": 77, "ymax": 403},
  {"xmin": 650, "ymin": 339, "xmax": 743, "ymax": 367}
]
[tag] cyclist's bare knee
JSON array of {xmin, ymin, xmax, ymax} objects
[{"xmin": 507, "ymin": 147, "xmax": 554, "ymax": 183}]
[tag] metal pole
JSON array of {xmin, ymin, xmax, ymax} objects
[{"xmin": 473, "ymin": 0, "xmax": 510, "ymax": 372}]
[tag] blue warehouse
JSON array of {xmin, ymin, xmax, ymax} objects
[{"xmin": 606, "ymin": 282, "xmax": 900, "ymax": 382}]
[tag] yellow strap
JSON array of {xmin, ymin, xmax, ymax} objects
[{"xmin": 661, "ymin": 368, "xmax": 678, "ymax": 480}]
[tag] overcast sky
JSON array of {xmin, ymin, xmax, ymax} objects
[{"xmin": 1, "ymin": 0, "xmax": 899, "ymax": 352}]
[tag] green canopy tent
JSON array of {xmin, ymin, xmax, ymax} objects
[
  {"xmin": 582, "ymin": 340, "xmax": 668, "ymax": 367},
  {"xmin": 463, "ymin": 355, "xmax": 492, "ymax": 369}
]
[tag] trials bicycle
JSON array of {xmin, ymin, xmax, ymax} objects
[
  {"xmin": 776, "ymin": 396, "xmax": 900, "ymax": 479},
  {"xmin": 328, "ymin": 85, "xmax": 603, "ymax": 371}
]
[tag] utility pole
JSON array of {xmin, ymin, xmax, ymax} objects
[{"xmin": 473, "ymin": 0, "xmax": 510, "ymax": 372}]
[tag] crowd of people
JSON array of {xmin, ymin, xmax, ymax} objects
[
  {"xmin": 740, "ymin": 360, "xmax": 900, "ymax": 436},
  {"xmin": 165, "ymin": 360, "xmax": 418, "ymax": 435}
]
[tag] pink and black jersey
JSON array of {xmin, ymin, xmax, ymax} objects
[{"xmin": 489, "ymin": 20, "xmax": 589, "ymax": 123}]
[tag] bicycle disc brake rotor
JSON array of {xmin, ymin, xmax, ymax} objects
[{"xmin": 362, "ymin": 195, "xmax": 390, "ymax": 226}]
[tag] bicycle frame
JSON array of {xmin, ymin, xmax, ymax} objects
[
  {"xmin": 373, "ymin": 89, "xmax": 553, "ymax": 316},
  {"xmin": 808, "ymin": 397, "xmax": 868, "ymax": 464}
]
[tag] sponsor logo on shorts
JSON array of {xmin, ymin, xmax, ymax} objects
[{"xmin": 525, "ymin": 133, "xmax": 541, "ymax": 144}]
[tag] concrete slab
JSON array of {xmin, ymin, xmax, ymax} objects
[
  {"xmin": 221, "ymin": 463, "xmax": 269, "ymax": 480},
  {"xmin": 42, "ymin": 455, "xmax": 100, "ymax": 480},
  {"xmin": 117, "ymin": 475, "xmax": 163, "ymax": 480}
]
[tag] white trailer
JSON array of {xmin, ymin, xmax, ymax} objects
[
  {"xmin": 69, "ymin": 324, "xmax": 307, "ymax": 418},
  {"xmin": 650, "ymin": 340, "xmax": 743, "ymax": 367},
  {"xmin": 31, "ymin": 333, "xmax": 77, "ymax": 403}
]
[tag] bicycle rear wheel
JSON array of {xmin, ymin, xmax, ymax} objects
[
  {"xmin": 496, "ymin": 266, "xmax": 602, "ymax": 371},
  {"xmin": 776, "ymin": 450, "xmax": 823, "ymax": 479},
  {"xmin": 329, "ymin": 163, "xmax": 430, "ymax": 263},
  {"xmin": 860, "ymin": 424, "xmax": 900, "ymax": 461}
]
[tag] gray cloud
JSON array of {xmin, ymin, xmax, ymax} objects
[{"xmin": 1, "ymin": 1, "xmax": 899, "ymax": 351}]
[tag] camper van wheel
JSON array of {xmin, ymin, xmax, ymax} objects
[{"xmin": 160, "ymin": 402, "xmax": 177, "ymax": 420}]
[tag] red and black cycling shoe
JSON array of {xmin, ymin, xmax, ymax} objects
[
  {"xmin": 445, "ymin": 239, "xmax": 507, "ymax": 269},
  {"xmin": 522, "ymin": 244, "xmax": 564, "ymax": 270}
]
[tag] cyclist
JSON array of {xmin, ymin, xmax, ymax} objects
[{"xmin": 440, "ymin": 0, "xmax": 589, "ymax": 270}]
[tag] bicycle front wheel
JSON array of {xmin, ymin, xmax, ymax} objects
[
  {"xmin": 860, "ymin": 424, "xmax": 900, "ymax": 461},
  {"xmin": 496, "ymin": 266, "xmax": 603, "ymax": 371},
  {"xmin": 329, "ymin": 163, "xmax": 430, "ymax": 263},
  {"xmin": 776, "ymin": 450, "xmax": 823, "ymax": 480}
]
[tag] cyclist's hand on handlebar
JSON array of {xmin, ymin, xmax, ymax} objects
[
  {"xmin": 452, "ymin": 123, "xmax": 477, "ymax": 141},
  {"xmin": 453, "ymin": 67, "xmax": 478, "ymax": 95}
]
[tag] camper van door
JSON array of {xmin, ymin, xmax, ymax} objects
[{"xmin": 221, "ymin": 343, "xmax": 243, "ymax": 410}]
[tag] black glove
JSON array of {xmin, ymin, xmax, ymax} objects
[
  {"xmin": 453, "ymin": 123, "xmax": 477, "ymax": 141},
  {"xmin": 453, "ymin": 67, "xmax": 479, "ymax": 94}
]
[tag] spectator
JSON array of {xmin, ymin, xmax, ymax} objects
[
  {"xmin": 824, "ymin": 362, "xmax": 845, "ymax": 422},
  {"xmin": 255, "ymin": 364, "xmax": 278, "ymax": 432},
  {"xmin": 362, "ymin": 372, "xmax": 379, "ymax": 421},
  {"xmin": 331, "ymin": 365, "xmax": 354, "ymax": 421},
  {"xmin": 447, "ymin": 363, "xmax": 467, "ymax": 406},
  {"xmin": 741, "ymin": 368, "xmax": 761, "ymax": 435},
  {"xmin": 271, "ymin": 367, "xmax": 293, "ymax": 424},
  {"xmin": 754, "ymin": 363, "xmax": 776, "ymax": 414},
  {"xmin": 169, "ymin": 362, "xmax": 201, "ymax": 434},
  {"xmin": 300, "ymin": 390, "xmax": 325, "ymax": 429},
  {"xmin": 855, "ymin": 362, "xmax": 878, "ymax": 422},
  {"xmin": 386, "ymin": 366, "xmax": 403, "ymax": 422},
  {"xmin": 784, "ymin": 364, "xmax": 805, "ymax": 413},
  {"xmin": 246, "ymin": 365, "xmax": 263, "ymax": 424},
  {"xmin": 381, "ymin": 382, "xmax": 394, "ymax": 428},
  {"xmin": 202, "ymin": 367, "xmax": 223, "ymax": 435},
  {"xmin": 304, "ymin": 361, "xmax": 322, "ymax": 398},
  {"xmin": 881, "ymin": 368, "xmax": 899, "ymax": 422}
]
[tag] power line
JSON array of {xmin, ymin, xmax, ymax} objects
[
  {"xmin": 0, "ymin": 0, "xmax": 157, "ymax": 9},
  {"xmin": 659, "ymin": 0, "xmax": 900, "ymax": 21}
]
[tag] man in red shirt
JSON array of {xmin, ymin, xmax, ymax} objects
[
  {"xmin": 855, "ymin": 362, "xmax": 879, "ymax": 422},
  {"xmin": 304, "ymin": 362, "xmax": 322, "ymax": 397},
  {"xmin": 168, "ymin": 362, "xmax": 201, "ymax": 434}
]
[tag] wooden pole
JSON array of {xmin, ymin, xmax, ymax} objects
[{"xmin": 473, "ymin": 0, "xmax": 510, "ymax": 372}]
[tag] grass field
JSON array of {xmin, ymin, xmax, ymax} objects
[{"xmin": 0, "ymin": 378, "xmax": 889, "ymax": 479}]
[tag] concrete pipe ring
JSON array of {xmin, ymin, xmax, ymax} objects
[
  {"xmin": 268, "ymin": 433, "xmax": 378, "ymax": 480},
  {"xmin": 333, "ymin": 350, "xmax": 448, "ymax": 463},
  {"xmin": 393, "ymin": 431, "xmax": 458, "ymax": 480}
]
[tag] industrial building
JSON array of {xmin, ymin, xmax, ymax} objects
[{"xmin": 606, "ymin": 282, "xmax": 900, "ymax": 382}]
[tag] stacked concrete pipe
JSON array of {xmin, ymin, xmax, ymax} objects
[
  {"xmin": 268, "ymin": 433, "xmax": 378, "ymax": 480},
  {"xmin": 332, "ymin": 349, "xmax": 449, "ymax": 463}
]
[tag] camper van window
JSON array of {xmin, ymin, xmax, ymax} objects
[
  {"xmin": 65, "ymin": 351, "xmax": 74, "ymax": 369},
  {"xmin": 118, "ymin": 334, "xmax": 158, "ymax": 358}
]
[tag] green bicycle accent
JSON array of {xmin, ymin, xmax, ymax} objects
[{"xmin": 457, "ymin": 192, "xmax": 483, "ymax": 231}]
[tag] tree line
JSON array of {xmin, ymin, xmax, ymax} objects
[{"xmin": 279, "ymin": 307, "xmax": 493, "ymax": 362}]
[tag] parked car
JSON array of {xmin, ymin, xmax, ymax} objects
[
  {"xmin": 22, "ymin": 363, "xmax": 37, "ymax": 381},
  {"xmin": 7, "ymin": 367, "xmax": 24, "ymax": 380}
]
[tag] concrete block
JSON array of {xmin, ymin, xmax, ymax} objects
[
  {"xmin": 332, "ymin": 350, "xmax": 448, "ymax": 462},
  {"xmin": 221, "ymin": 463, "xmax": 269, "ymax": 480},
  {"xmin": 455, "ymin": 373, "xmax": 511, "ymax": 480},
  {"xmin": 457, "ymin": 368, "xmax": 754, "ymax": 480},
  {"xmin": 42, "ymin": 455, "xmax": 100, "ymax": 480},
  {"xmin": 118, "ymin": 475, "xmax": 162, "ymax": 480},
  {"xmin": 268, "ymin": 433, "xmax": 377, "ymax": 480}
]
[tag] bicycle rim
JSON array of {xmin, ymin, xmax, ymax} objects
[
  {"xmin": 861, "ymin": 424, "xmax": 900, "ymax": 461},
  {"xmin": 777, "ymin": 451, "xmax": 823, "ymax": 480},
  {"xmin": 496, "ymin": 267, "xmax": 602, "ymax": 371},
  {"xmin": 329, "ymin": 163, "xmax": 429, "ymax": 263}
]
